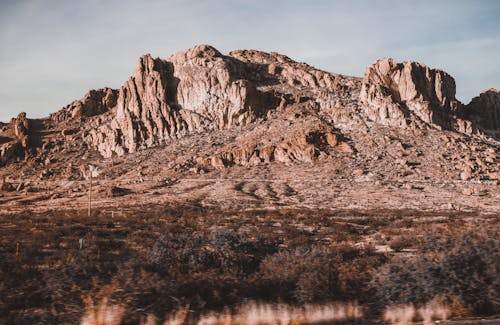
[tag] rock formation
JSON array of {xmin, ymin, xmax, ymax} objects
[
  {"xmin": 229, "ymin": 49, "xmax": 342, "ymax": 90},
  {"xmin": 462, "ymin": 88, "xmax": 500, "ymax": 135},
  {"xmin": 0, "ymin": 112, "xmax": 32, "ymax": 164},
  {"xmin": 0, "ymin": 44, "xmax": 499, "ymax": 214},
  {"xmin": 12, "ymin": 112, "xmax": 31, "ymax": 147},
  {"xmin": 359, "ymin": 58, "xmax": 460, "ymax": 129},
  {"xmin": 81, "ymin": 45, "xmax": 278, "ymax": 157},
  {"xmin": 52, "ymin": 88, "xmax": 117, "ymax": 122},
  {"xmin": 1, "ymin": 45, "xmax": 498, "ymax": 177},
  {"xmin": 196, "ymin": 126, "xmax": 353, "ymax": 169}
]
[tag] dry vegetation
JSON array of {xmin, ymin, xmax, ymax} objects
[
  {"xmin": 82, "ymin": 300, "xmax": 364, "ymax": 325},
  {"xmin": 0, "ymin": 205, "xmax": 498, "ymax": 324}
]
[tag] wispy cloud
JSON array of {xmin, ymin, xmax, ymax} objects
[{"xmin": 0, "ymin": 0, "xmax": 499, "ymax": 121}]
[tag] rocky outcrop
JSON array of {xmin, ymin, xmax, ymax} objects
[
  {"xmin": 85, "ymin": 54, "xmax": 185, "ymax": 157},
  {"xmin": 12, "ymin": 112, "xmax": 31, "ymax": 147},
  {"xmin": 463, "ymin": 89, "xmax": 500, "ymax": 134},
  {"xmin": 196, "ymin": 127, "xmax": 353, "ymax": 169},
  {"xmin": 84, "ymin": 45, "xmax": 278, "ymax": 158},
  {"xmin": 229, "ymin": 49, "xmax": 363, "ymax": 127},
  {"xmin": 168, "ymin": 46, "xmax": 276, "ymax": 128},
  {"xmin": 49, "ymin": 45, "xmax": 361, "ymax": 160},
  {"xmin": 230, "ymin": 49, "xmax": 341, "ymax": 89},
  {"xmin": 52, "ymin": 88, "xmax": 117, "ymax": 122},
  {"xmin": 0, "ymin": 113, "xmax": 32, "ymax": 164},
  {"xmin": 359, "ymin": 58, "xmax": 460, "ymax": 129},
  {"xmin": 5, "ymin": 45, "xmax": 494, "ymax": 176},
  {"xmin": 0, "ymin": 141, "xmax": 20, "ymax": 165},
  {"xmin": 0, "ymin": 176, "xmax": 15, "ymax": 192}
]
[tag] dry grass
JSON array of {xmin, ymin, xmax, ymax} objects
[
  {"xmin": 383, "ymin": 297, "xmax": 450, "ymax": 325},
  {"xmin": 80, "ymin": 299, "xmax": 125, "ymax": 325},
  {"xmin": 418, "ymin": 297, "xmax": 451, "ymax": 325},
  {"xmin": 162, "ymin": 306, "xmax": 190, "ymax": 325},
  {"xmin": 196, "ymin": 301, "xmax": 362, "ymax": 325},
  {"xmin": 1, "ymin": 206, "xmax": 497, "ymax": 324},
  {"xmin": 81, "ymin": 301, "xmax": 362, "ymax": 325},
  {"xmin": 384, "ymin": 304, "xmax": 416, "ymax": 325}
]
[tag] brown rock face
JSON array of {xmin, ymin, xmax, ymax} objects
[
  {"xmin": 5, "ymin": 44, "xmax": 494, "ymax": 180},
  {"xmin": 0, "ymin": 113, "xmax": 32, "ymax": 164},
  {"xmin": 12, "ymin": 112, "xmax": 30, "ymax": 147},
  {"xmin": 0, "ymin": 176, "xmax": 15, "ymax": 192},
  {"xmin": 229, "ymin": 49, "xmax": 341, "ymax": 90},
  {"xmin": 196, "ymin": 126, "xmax": 352, "ymax": 169},
  {"xmin": 359, "ymin": 58, "xmax": 460, "ymax": 129},
  {"xmin": 463, "ymin": 89, "xmax": 500, "ymax": 134},
  {"xmin": 0, "ymin": 141, "xmax": 20, "ymax": 165},
  {"xmin": 84, "ymin": 45, "xmax": 278, "ymax": 157},
  {"xmin": 52, "ymin": 88, "xmax": 117, "ymax": 122},
  {"xmin": 1, "ymin": 44, "xmax": 499, "ymax": 217}
]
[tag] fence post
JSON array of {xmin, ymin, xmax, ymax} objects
[{"xmin": 88, "ymin": 169, "xmax": 92, "ymax": 217}]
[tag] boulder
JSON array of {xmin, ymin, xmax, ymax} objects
[
  {"xmin": 0, "ymin": 113, "xmax": 33, "ymax": 164},
  {"xmin": 0, "ymin": 178, "xmax": 15, "ymax": 192}
]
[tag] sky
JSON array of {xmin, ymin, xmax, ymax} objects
[{"xmin": 0, "ymin": 0, "xmax": 499, "ymax": 122}]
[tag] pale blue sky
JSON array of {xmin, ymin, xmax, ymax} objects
[{"xmin": 1, "ymin": 0, "xmax": 499, "ymax": 122}]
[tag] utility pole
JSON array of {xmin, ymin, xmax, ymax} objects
[
  {"xmin": 86, "ymin": 165, "xmax": 99, "ymax": 217},
  {"xmin": 88, "ymin": 166, "xmax": 92, "ymax": 217}
]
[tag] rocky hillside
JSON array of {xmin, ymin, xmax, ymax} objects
[{"xmin": 0, "ymin": 45, "xmax": 498, "ymax": 213}]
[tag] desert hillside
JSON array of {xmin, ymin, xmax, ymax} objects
[{"xmin": 0, "ymin": 45, "xmax": 498, "ymax": 214}]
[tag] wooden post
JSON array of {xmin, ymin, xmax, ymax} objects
[
  {"xmin": 88, "ymin": 168, "xmax": 92, "ymax": 217},
  {"xmin": 16, "ymin": 241, "xmax": 19, "ymax": 256}
]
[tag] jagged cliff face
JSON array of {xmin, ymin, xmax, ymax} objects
[
  {"xmin": 80, "ymin": 45, "xmax": 279, "ymax": 158},
  {"xmin": 60, "ymin": 44, "xmax": 362, "ymax": 159},
  {"xmin": 52, "ymin": 88, "xmax": 118, "ymax": 122},
  {"xmin": 167, "ymin": 46, "xmax": 274, "ymax": 129},
  {"xmin": 0, "ymin": 45, "xmax": 499, "ymax": 172},
  {"xmin": 359, "ymin": 58, "xmax": 460, "ymax": 129},
  {"xmin": 463, "ymin": 89, "xmax": 500, "ymax": 134},
  {"xmin": 0, "ymin": 44, "xmax": 499, "ymax": 215}
]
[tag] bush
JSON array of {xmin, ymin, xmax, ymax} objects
[
  {"xmin": 388, "ymin": 234, "xmax": 417, "ymax": 252},
  {"xmin": 257, "ymin": 245, "xmax": 385, "ymax": 303},
  {"xmin": 370, "ymin": 228, "xmax": 500, "ymax": 316}
]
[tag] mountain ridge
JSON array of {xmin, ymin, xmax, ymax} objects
[{"xmin": 0, "ymin": 45, "xmax": 498, "ymax": 214}]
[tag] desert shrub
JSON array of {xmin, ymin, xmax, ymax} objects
[
  {"xmin": 370, "ymin": 228, "xmax": 499, "ymax": 316},
  {"xmin": 148, "ymin": 230, "xmax": 279, "ymax": 275},
  {"xmin": 3, "ymin": 207, "xmax": 496, "ymax": 324},
  {"xmin": 388, "ymin": 234, "xmax": 417, "ymax": 252},
  {"xmin": 257, "ymin": 244, "xmax": 385, "ymax": 303},
  {"xmin": 145, "ymin": 233, "xmax": 384, "ymax": 310},
  {"xmin": 258, "ymin": 246, "xmax": 341, "ymax": 302},
  {"xmin": 132, "ymin": 230, "xmax": 284, "ymax": 312},
  {"xmin": 448, "ymin": 295, "xmax": 473, "ymax": 319}
]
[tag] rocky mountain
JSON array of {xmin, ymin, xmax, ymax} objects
[
  {"xmin": 461, "ymin": 88, "xmax": 500, "ymax": 133},
  {"xmin": 0, "ymin": 45, "xmax": 498, "ymax": 214}
]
